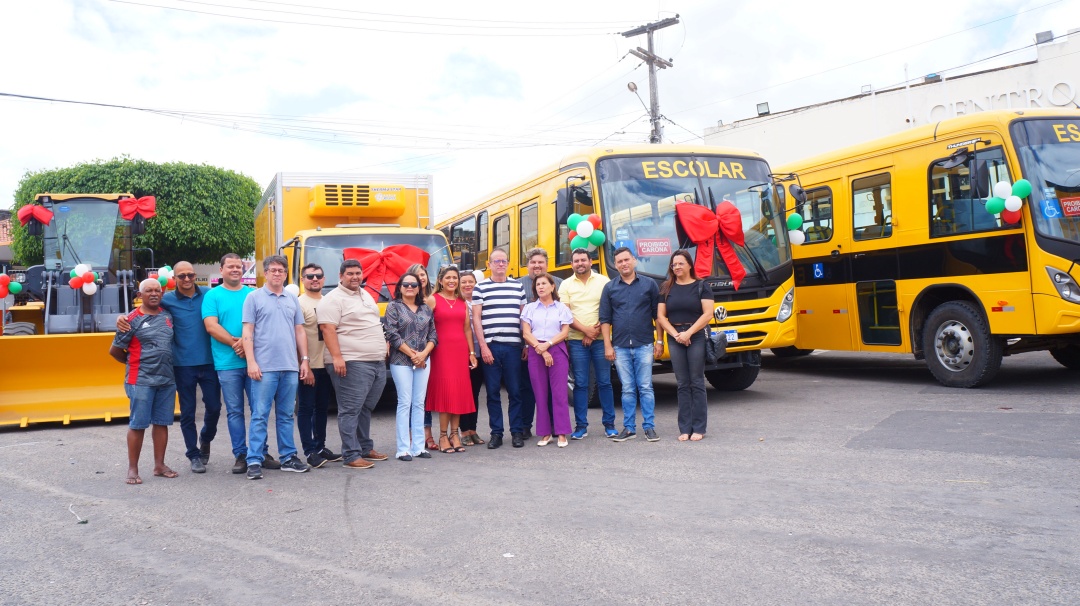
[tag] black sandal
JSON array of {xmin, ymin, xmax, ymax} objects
[
  {"xmin": 450, "ymin": 428, "xmax": 466, "ymax": 452},
  {"xmin": 439, "ymin": 432, "xmax": 455, "ymax": 454}
]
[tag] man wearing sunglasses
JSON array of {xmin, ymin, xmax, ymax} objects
[
  {"xmin": 116, "ymin": 260, "xmax": 223, "ymax": 475},
  {"xmin": 296, "ymin": 263, "xmax": 342, "ymax": 469}
]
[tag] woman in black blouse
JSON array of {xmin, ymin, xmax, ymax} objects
[
  {"xmin": 656, "ymin": 249, "xmax": 714, "ymax": 441},
  {"xmin": 383, "ymin": 272, "xmax": 437, "ymax": 461}
]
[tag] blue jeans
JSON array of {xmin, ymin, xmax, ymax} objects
[
  {"xmin": 613, "ymin": 345, "xmax": 656, "ymax": 431},
  {"xmin": 297, "ymin": 367, "xmax": 335, "ymax": 456},
  {"xmin": 390, "ymin": 364, "xmax": 430, "ymax": 457},
  {"xmin": 481, "ymin": 341, "xmax": 524, "ymax": 436},
  {"xmin": 217, "ymin": 368, "xmax": 255, "ymax": 459},
  {"xmin": 175, "ymin": 364, "xmax": 222, "ymax": 461},
  {"xmin": 568, "ymin": 339, "xmax": 616, "ymax": 431},
  {"xmin": 247, "ymin": 370, "xmax": 299, "ymax": 466}
]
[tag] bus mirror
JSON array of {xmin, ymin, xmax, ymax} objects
[
  {"xmin": 460, "ymin": 251, "xmax": 474, "ymax": 271},
  {"xmin": 937, "ymin": 150, "xmax": 970, "ymax": 170},
  {"xmin": 788, "ymin": 184, "xmax": 808, "ymax": 205},
  {"xmin": 130, "ymin": 214, "xmax": 147, "ymax": 236}
]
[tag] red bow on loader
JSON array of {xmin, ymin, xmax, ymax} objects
[
  {"xmin": 16, "ymin": 204, "xmax": 54, "ymax": 226},
  {"xmin": 118, "ymin": 196, "xmax": 157, "ymax": 220},
  {"xmin": 674, "ymin": 200, "xmax": 747, "ymax": 290}
]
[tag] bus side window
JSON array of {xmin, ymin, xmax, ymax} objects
[
  {"xmin": 799, "ymin": 187, "xmax": 834, "ymax": 243},
  {"xmin": 450, "ymin": 216, "xmax": 476, "ymax": 265},
  {"xmin": 519, "ymin": 202, "xmax": 538, "ymax": 266},
  {"xmin": 852, "ymin": 174, "xmax": 893, "ymax": 241},
  {"xmin": 929, "ymin": 147, "xmax": 1011, "ymax": 237},
  {"xmin": 556, "ymin": 179, "xmax": 595, "ymax": 266},
  {"xmin": 493, "ymin": 214, "xmax": 511, "ymax": 262},
  {"xmin": 477, "ymin": 211, "xmax": 489, "ymax": 270}
]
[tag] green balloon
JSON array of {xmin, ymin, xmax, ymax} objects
[
  {"xmin": 571, "ymin": 235, "xmax": 589, "ymax": 250},
  {"xmin": 158, "ymin": 276, "xmax": 168, "ymax": 287},
  {"xmin": 985, "ymin": 197, "xmax": 1006, "ymax": 215},
  {"xmin": 70, "ymin": 269, "xmax": 78, "ymax": 278},
  {"xmin": 1012, "ymin": 179, "xmax": 1032, "ymax": 199},
  {"xmin": 588, "ymin": 230, "xmax": 606, "ymax": 246},
  {"xmin": 9, "ymin": 282, "xmax": 22, "ymax": 295},
  {"xmin": 567, "ymin": 213, "xmax": 583, "ymax": 231},
  {"xmin": 786, "ymin": 214, "xmax": 804, "ymax": 231}
]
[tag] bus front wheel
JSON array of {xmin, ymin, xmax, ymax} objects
[
  {"xmin": 922, "ymin": 301, "xmax": 1003, "ymax": 388},
  {"xmin": 705, "ymin": 364, "xmax": 760, "ymax": 391},
  {"xmin": 1049, "ymin": 345, "xmax": 1080, "ymax": 370}
]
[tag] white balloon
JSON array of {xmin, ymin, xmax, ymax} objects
[
  {"xmin": 82, "ymin": 281, "xmax": 98, "ymax": 296},
  {"xmin": 993, "ymin": 181, "xmax": 1013, "ymax": 200},
  {"xmin": 788, "ymin": 229, "xmax": 806, "ymax": 245},
  {"xmin": 576, "ymin": 221, "xmax": 594, "ymax": 238},
  {"xmin": 587, "ymin": 243, "xmax": 597, "ymax": 252},
  {"xmin": 472, "ymin": 270, "xmax": 486, "ymax": 283},
  {"xmin": 284, "ymin": 284, "xmax": 300, "ymax": 296},
  {"xmin": 1004, "ymin": 195, "xmax": 1023, "ymax": 212},
  {"xmin": 158, "ymin": 268, "xmax": 172, "ymax": 280},
  {"xmin": 74, "ymin": 263, "xmax": 90, "ymax": 275}
]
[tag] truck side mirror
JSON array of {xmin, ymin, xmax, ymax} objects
[
  {"xmin": 130, "ymin": 214, "xmax": 147, "ymax": 235},
  {"xmin": 460, "ymin": 251, "xmax": 474, "ymax": 271}
]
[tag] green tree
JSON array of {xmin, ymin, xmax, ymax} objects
[{"xmin": 11, "ymin": 157, "xmax": 261, "ymax": 266}]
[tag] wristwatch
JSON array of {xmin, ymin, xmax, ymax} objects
[{"xmin": 300, "ymin": 356, "xmax": 310, "ymax": 361}]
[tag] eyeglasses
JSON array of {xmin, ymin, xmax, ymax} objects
[
  {"xmin": 401, "ymin": 283, "xmax": 420, "ymax": 288},
  {"xmin": 303, "ymin": 273, "xmax": 324, "ymax": 280},
  {"xmin": 175, "ymin": 273, "xmax": 196, "ymax": 280},
  {"xmin": 490, "ymin": 260, "xmax": 508, "ymax": 265},
  {"xmin": 266, "ymin": 268, "xmax": 286, "ymax": 274}
]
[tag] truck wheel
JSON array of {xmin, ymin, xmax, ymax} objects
[
  {"xmin": 1049, "ymin": 345, "xmax": 1080, "ymax": 370},
  {"xmin": 770, "ymin": 346, "xmax": 814, "ymax": 358},
  {"xmin": 705, "ymin": 365, "xmax": 760, "ymax": 391},
  {"xmin": 922, "ymin": 301, "xmax": 1002, "ymax": 388},
  {"xmin": 2, "ymin": 322, "xmax": 36, "ymax": 336}
]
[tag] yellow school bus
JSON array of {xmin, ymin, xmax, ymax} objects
[
  {"xmin": 778, "ymin": 109, "xmax": 1080, "ymax": 387},
  {"xmin": 437, "ymin": 145, "xmax": 796, "ymax": 391}
]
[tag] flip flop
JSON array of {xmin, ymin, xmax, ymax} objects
[
  {"xmin": 153, "ymin": 469, "xmax": 179, "ymax": 478},
  {"xmin": 126, "ymin": 475, "xmax": 142, "ymax": 485}
]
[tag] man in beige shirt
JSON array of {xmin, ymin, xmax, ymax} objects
[
  {"xmin": 296, "ymin": 263, "xmax": 343, "ymax": 469},
  {"xmin": 317, "ymin": 259, "xmax": 390, "ymax": 469}
]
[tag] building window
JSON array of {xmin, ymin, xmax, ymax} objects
[{"xmin": 852, "ymin": 174, "xmax": 892, "ymax": 241}]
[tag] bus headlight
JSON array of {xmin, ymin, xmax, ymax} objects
[
  {"xmin": 1045, "ymin": 266, "xmax": 1080, "ymax": 304},
  {"xmin": 776, "ymin": 287, "xmax": 795, "ymax": 322}
]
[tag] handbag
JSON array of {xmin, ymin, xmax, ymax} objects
[{"xmin": 705, "ymin": 328, "xmax": 727, "ymax": 365}]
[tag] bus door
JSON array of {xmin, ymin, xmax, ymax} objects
[
  {"xmin": 848, "ymin": 170, "xmax": 904, "ymax": 349},
  {"xmin": 793, "ymin": 182, "xmax": 854, "ymax": 351}
]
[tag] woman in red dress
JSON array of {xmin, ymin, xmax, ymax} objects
[{"xmin": 425, "ymin": 266, "xmax": 478, "ymax": 453}]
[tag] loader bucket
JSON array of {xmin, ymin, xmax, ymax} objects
[{"xmin": 0, "ymin": 333, "xmax": 177, "ymax": 428}]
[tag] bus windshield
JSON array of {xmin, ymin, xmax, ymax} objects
[
  {"xmin": 1010, "ymin": 118, "xmax": 1080, "ymax": 244},
  {"xmin": 303, "ymin": 233, "xmax": 452, "ymax": 291},
  {"xmin": 596, "ymin": 155, "xmax": 790, "ymax": 281}
]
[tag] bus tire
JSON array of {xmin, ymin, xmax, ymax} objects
[
  {"xmin": 922, "ymin": 301, "xmax": 1002, "ymax": 388},
  {"xmin": 1049, "ymin": 345, "xmax": 1080, "ymax": 370},
  {"xmin": 705, "ymin": 365, "xmax": 760, "ymax": 391},
  {"xmin": 770, "ymin": 346, "xmax": 814, "ymax": 358}
]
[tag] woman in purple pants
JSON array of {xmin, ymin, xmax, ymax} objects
[{"xmin": 520, "ymin": 273, "xmax": 573, "ymax": 448}]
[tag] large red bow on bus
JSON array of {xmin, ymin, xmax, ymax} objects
[
  {"xmin": 343, "ymin": 244, "xmax": 430, "ymax": 301},
  {"xmin": 674, "ymin": 200, "xmax": 746, "ymax": 290},
  {"xmin": 17, "ymin": 204, "xmax": 54, "ymax": 226},
  {"xmin": 119, "ymin": 196, "xmax": 157, "ymax": 220}
]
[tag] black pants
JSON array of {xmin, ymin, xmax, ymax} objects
[
  {"xmin": 459, "ymin": 364, "xmax": 485, "ymax": 432},
  {"xmin": 669, "ymin": 331, "xmax": 707, "ymax": 434}
]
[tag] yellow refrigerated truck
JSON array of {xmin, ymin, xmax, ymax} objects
[{"xmin": 254, "ymin": 173, "xmax": 451, "ymax": 299}]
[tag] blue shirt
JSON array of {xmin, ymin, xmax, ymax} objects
[
  {"xmin": 201, "ymin": 284, "xmax": 253, "ymax": 371},
  {"xmin": 599, "ymin": 274, "xmax": 660, "ymax": 348},
  {"xmin": 162, "ymin": 286, "xmax": 213, "ymax": 367},
  {"xmin": 242, "ymin": 286, "xmax": 304, "ymax": 372}
]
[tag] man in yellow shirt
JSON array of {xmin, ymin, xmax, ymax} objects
[{"xmin": 558, "ymin": 248, "xmax": 615, "ymax": 439}]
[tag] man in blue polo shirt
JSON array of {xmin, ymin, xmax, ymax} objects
[
  {"xmin": 600, "ymin": 246, "xmax": 663, "ymax": 442},
  {"xmin": 241, "ymin": 254, "xmax": 311, "ymax": 479}
]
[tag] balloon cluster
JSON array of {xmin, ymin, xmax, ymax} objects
[
  {"xmin": 0, "ymin": 274, "xmax": 23, "ymax": 299},
  {"xmin": 149, "ymin": 265, "xmax": 176, "ymax": 290},
  {"xmin": 567, "ymin": 213, "xmax": 606, "ymax": 251},
  {"xmin": 284, "ymin": 284, "xmax": 300, "ymax": 296},
  {"xmin": 68, "ymin": 264, "xmax": 102, "ymax": 295},
  {"xmin": 985, "ymin": 179, "xmax": 1031, "ymax": 225},
  {"xmin": 785, "ymin": 214, "xmax": 806, "ymax": 245}
]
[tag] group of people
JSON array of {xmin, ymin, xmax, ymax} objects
[{"xmin": 110, "ymin": 246, "xmax": 717, "ymax": 484}]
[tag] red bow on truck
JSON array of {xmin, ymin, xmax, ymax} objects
[
  {"xmin": 16, "ymin": 204, "xmax": 54, "ymax": 226},
  {"xmin": 119, "ymin": 196, "xmax": 157, "ymax": 220},
  {"xmin": 674, "ymin": 200, "xmax": 747, "ymax": 290},
  {"xmin": 343, "ymin": 244, "xmax": 430, "ymax": 301}
]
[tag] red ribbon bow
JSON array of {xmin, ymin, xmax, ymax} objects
[
  {"xmin": 17, "ymin": 204, "xmax": 54, "ymax": 227},
  {"xmin": 119, "ymin": 196, "xmax": 157, "ymax": 220},
  {"xmin": 343, "ymin": 244, "xmax": 431, "ymax": 300},
  {"xmin": 674, "ymin": 200, "xmax": 747, "ymax": 290}
]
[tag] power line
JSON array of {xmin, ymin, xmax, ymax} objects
[{"xmin": 243, "ymin": 0, "xmax": 643, "ymax": 26}]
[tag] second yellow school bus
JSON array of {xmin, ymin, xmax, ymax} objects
[
  {"xmin": 779, "ymin": 109, "xmax": 1080, "ymax": 387},
  {"xmin": 438, "ymin": 145, "xmax": 797, "ymax": 391}
]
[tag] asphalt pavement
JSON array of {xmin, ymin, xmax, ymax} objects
[{"xmin": 1, "ymin": 350, "xmax": 1077, "ymax": 605}]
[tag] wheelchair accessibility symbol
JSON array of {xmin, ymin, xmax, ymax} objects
[
  {"xmin": 1042, "ymin": 198, "xmax": 1062, "ymax": 219},
  {"xmin": 813, "ymin": 263, "xmax": 824, "ymax": 279}
]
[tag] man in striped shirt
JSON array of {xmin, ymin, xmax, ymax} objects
[{"xmin": 472, "ymin": 248, "xmax": 528, "ymax": 449}]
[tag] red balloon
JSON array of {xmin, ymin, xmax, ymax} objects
[
  {"xmin": 588, "ymin": 214, "xmax": 601, "ymax": 229},
  {"xmin": 0, "ymin": 285, "xmax": 7, "ymax": 299},
  {"xmin": 82, "ymin": 271, "xmax": 95, "ymax": 283},
  {"xmin": 0, "ymin": 274, "xmax": 9, "ymax": 286},
  {"xmin": 568, "ymin": 230, "xmax": 578, "ymax": 241},
  {"xmin": 1001, "ymin": 209, "xmax": 1022, "ymax": 224},
  {"xmin": 166, "ymin": 278, "xmax": 176, "ymax": 289},
  {"xmin": 149, "ymin": 273, "xmax": 159, "ymax": 280},
  {"xmin": 69, "ymin": 277, "xmax": 83, "ymax": 289}
]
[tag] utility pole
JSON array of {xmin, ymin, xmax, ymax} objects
[{"xmin": 622, "ymin": 15, "xmax": 679, "ymax": 144}]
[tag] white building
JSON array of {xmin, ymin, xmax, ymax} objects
[{"xmin": 704, "ymin": 29, "xmax": 1080, "ymax": 166}]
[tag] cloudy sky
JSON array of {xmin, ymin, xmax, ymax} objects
[{"xmin": 0, "ymin": 0, "xmax": 1073, "ymax": 219}]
